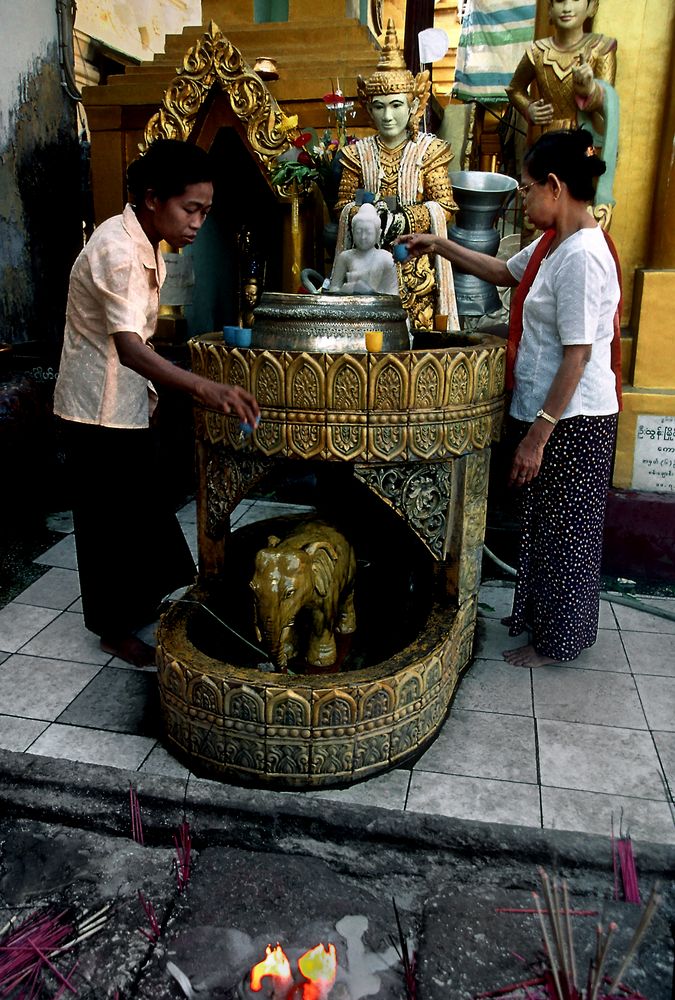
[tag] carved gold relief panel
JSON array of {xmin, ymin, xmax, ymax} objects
[
  {"xmin": 252, "ymin": 351, "xmax": 286, "ymax": 408},
  {"xmin": 368, "ymin": 354, "xmax": 410, "ymax": 411},
  {"xmin": 410, "ymin": 352, "xmax": 445, "ymax": 410},
  {"xmin": 286, "ymin": 352, "xmax": 326, "ymax": 411},
  {"xmin": 326, "ymin": 353, "xmax": 368, "ymax": 411},
  {"xmin": 326, "ymin": 413, "xmax": 367, "ymax": 461},
  {"xmin": 286, "ymin": 410, "xmax": 326, "ymax": 459}
]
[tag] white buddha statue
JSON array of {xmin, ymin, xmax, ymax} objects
[{"xmin": 328, "ymin": 203, "xmax": 399, "ymax": 296}]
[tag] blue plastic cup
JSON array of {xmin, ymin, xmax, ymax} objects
[
  {"xmin": 223, "ymin": 325, "xmax": 239, "ymax": 345},
  {"xmin": 393, "ymin": 243, "xmax": 410, "ymax": 263},
  {"xmin": 235, "ymin": 328, "xmax": 252, "ymax": 348}
]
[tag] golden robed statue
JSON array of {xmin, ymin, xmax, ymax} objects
[
  {"xmin": 506, "ymin": 0, "xmax": 619, "ymax": 228},
  {"xmin": 334, "ymin": 19, "xmax": 460, "ymax": 332}
]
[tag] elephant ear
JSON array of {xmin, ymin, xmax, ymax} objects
[{"xmin": 305, "ymin": 541, "xmax": 338, "ymax": 597}]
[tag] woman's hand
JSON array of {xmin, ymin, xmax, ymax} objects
[
  {"xmin": 509, "ymin": 427, "xmax": 548, "ymax": 487},
  {"xmin": 192, "ymin": 377, "xmax": 260, "ymax": 425},
  {"xmin": 396, "ymin": 233, "xmax": 436, "ymax": 259}
]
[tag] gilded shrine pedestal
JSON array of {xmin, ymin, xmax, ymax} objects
[{"xmin": 156, "ymin": 334, "xmax": 506, "ymax": 787}]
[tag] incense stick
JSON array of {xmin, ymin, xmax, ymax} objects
[
  {"xmin": 532, "ymin": 891, "xmax": 564, "ymax": 1000},
  {"xmin": 607, "ymin": 885, "xmax": 660, "ymax": 993}
]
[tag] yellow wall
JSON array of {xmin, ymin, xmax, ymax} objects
[{"xmin": 594, "ymin": 0, "xmax": 675, "ymax": 320}]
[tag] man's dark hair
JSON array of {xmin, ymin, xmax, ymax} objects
[{"xmin": 126, "ymin": 139, "xmax": 213, "ymax": 204}]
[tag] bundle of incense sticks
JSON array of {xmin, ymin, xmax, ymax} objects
[
  {"xmin": 477, "ymin": 873, "xmax": 660, "ymax": 999},
  {"xmin": 0, "ymin": 903, "xmax": 110, "ymax": 997},
  {"xmin": 129, "ymin": 785, "xmax": 144, "ymax": 846},
  {"xmin": 137, "ymin": 892, "xmax": 161, "ymax": 944},
  {"xmin": 174, "ymin": 820, "xmax": 192, "ymax": 893},
  {"xmin": 611, "ymin": 824, "xmax": 641, "ymax": 905},
  {"xmin": 391, "ymin": 898, "xmax": 417, "ymax": 1000}
]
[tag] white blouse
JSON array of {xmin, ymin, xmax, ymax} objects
[{"xmin": 506, "ymin": 226, "xmax": 620, "ymax": 422}]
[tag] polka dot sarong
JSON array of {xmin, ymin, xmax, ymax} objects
[{"xmin": 508, "ymin": 413, "xmax": 618, "ymax": 661}]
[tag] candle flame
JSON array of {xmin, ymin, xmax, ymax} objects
[
  {"xmin": 297, "ymin": 943, "xmax": 337, "ymax": 997},
  {"xmin": 250, "ymin": 944, "xmax": 292, "ymax": 991}
]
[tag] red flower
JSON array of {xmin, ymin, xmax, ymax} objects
[
  {"xmin": 323, "ymin": 92, "xmax": 345, "ymax": 106},
  {"xmin": 297, "ymin": 150, "xmax": 313, "ymax": 165},
  {"xmin": 292, "ymin": 132, "xmax": 313, "ymax": 148}
]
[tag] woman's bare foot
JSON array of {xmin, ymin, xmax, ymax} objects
[
  {"xmin": 503, "ymin": 643, "xmax": 559, "ymax": 668},
  {"xmin": 101, "ymin": 635, "xmax": 156, "ymax": 667}
]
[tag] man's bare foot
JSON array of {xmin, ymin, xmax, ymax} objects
[
  {"xmin": 101, "ymin": 635, "xmax": 156, "ymax": 667},
  {"xmin": 503, "ymin": 643, "xmax": 559, "ymax": 668}
]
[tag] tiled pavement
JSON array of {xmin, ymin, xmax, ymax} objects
[{"xmin": 0, "ymin": 499, "xmax": 673, "ymax": 846}]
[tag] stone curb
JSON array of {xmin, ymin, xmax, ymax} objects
[{"xmin": 0, "ymin": 749, "xmax": 671, "ymax": 875}]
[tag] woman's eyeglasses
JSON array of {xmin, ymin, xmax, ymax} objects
[{"xmin": 517, "ymin": 180, "xmax": 539, "ymax": 197}]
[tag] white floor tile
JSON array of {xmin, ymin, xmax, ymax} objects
[
  {"xmin": 0, "ymin": 603, "xmax": 61, "ymax": 654},
  {"xmin": 139, "ymin": 743, "xmax": 191, "ymax": 779},
  {"xmin": 0, "ymin": 654, "xmax": 101, "ymax": 721},
  {"xmin": 305, "ymin": 767, "xmax": 410, "ymax": 810},
  {"xmin": 34, "ymin": 534, "xmax": 78, "ymax": 570},
  {"xmin": 453, "ymin": 659, "xmax": 533, "ymax": 717},
  {"xmin": 532, "ymin": 667, "xmax": 646, "ymax": 728},
  {"xmin": 27, "ymin": 724, "xmax": 155, "ymax": 769},
  {"xmin": 621, "ymin": 632, "xmax": 675, "ymax": 677},
  {"xmin": 542, "ymin": 785, "xmax": 675, "ymax": 845},
  {"xmin": 538, "ymin": 719, "xmax": 666, "ymax": 798},
  {"xmin": 610, "ymin": 600, "xmax": 675, "ymax": 635},
  {"xmin": 19, "ymin": 611, "xmax": 111, "ymax": 664},
  {"xmin": 653, "ymin": 731, "xmax": 675, "ymax": 789},
  {"xmin": 176, "ymin": 501, "xmax": 197, "ymax": 524},
  {"xmin": 45, "ymin": 511, "xmax": 74, "ymax": 534},
  {"xmin": 14, "ymin": 568, "xmax": 81, "ymax": 611},
  {"xmin": 407, "ymin": 770, "xmax": 541, "ymax": 828},
  {"xmin": 470, "ymin": 618, "xmax": 528, "ymax": 662},
  {"xmin": 476, "ymin": 583, "xmax": 514, "ymax": 621},
  {"xmin": 0, "ymin": 715, "xmax": 49, "ymax": 752},
  {"xmin": 634, "ymin": 675, "xmax": 675, "ymax": 732},
  {"xmin": 415, "ymin": 708, "xmax": 537, "ymax": 783}
]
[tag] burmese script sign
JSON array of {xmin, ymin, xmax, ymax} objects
[{"xmin": 632, "ymin": 415, "xmax": 675, "ymax": 493}]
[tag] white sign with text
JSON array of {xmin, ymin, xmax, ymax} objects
[{"xmin": 632, "ymin": 415, "xmax": 675, "ymax": 493}]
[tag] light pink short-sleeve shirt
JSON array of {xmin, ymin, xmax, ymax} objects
[{"xmin": 54, "ymin": 204, "xmax": 166, "ymax": 428}]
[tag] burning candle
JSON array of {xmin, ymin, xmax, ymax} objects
[
  {"xmin": 250, "ymin": 944, "xmax": 293, "ymax": 997},
  {"xmin": 297, "ymin": 943, "xmax": 337, "ymax": 1000}
]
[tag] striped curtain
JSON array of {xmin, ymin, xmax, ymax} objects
[{"xmin": 453, "ymin": 1, "xmax": 536, "ymax": 103}]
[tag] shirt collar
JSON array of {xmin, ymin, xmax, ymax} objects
[{"xmin": 122, "ymin": 203, "xmax": 165, "ymax": 281}]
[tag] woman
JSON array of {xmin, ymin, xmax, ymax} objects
[
  {"xmin": 54, "ymin": 139, "xmax": 259, "ymax": 666},
  {"xmin": 399, "ymin": 128, "xmax": 621, "ymax": 668}
]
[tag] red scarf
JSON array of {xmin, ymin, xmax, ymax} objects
[{"xmin": 505, "ymin": 227, "xmax": 623, "ymax": 409}]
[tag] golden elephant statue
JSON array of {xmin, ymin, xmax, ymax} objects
[{"xmin": 250, "ymin": 520, "xmax": 357, "ymax": 671}]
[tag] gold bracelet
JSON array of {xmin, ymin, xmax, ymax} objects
[{"xmin": 535, "ymin": 408, "xmax": 558, "ymax": 425}]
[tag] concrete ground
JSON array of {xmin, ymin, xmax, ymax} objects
[{"xmin": 0, "ymin": 497, "xmax": 673, "ymax": 998}]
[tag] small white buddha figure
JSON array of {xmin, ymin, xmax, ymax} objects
[{"xmin": 328, "ymin": 203, "xmax": 399, "ymax": 296}]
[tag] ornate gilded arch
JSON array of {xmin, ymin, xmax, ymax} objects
[{"xmin": 143, "ymin": 20, "xmax": 298, "ymax": 191}]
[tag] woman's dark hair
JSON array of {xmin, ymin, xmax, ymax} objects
[
  {"xmin": 126, "ymin": 139, "xmax": 213, "ymax": 204},
  {"xmin": 523, "ymin": 128, "xmax": 606, "ymax": 202}
]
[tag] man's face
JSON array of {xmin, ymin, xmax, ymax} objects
[
  {"xmin": 368, "ymin": 94, "xmax": 412, "ymax": 146},
  {"xmin": 148, "ymin": 181, "xmax": 213, "ymax": 248}
]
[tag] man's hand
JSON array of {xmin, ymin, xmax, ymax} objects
[{"xmin": 192, "ymin": 378, "xmax": 259, "ymax": 425}]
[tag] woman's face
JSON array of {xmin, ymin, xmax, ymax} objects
[
  {"xmin": 368, "ymin": 94, "xmax": 413, "ymax": 147},
  {"xmin": 146, "ymin": 181, "xmax": 213, "ymax": 248},
  {"xmin": 519, "ymin": 169, "xmax": 554, "ymax": 228},
  {"xmin": 548, "ymin": 0, "xmax": 594, "ymax": 32}
]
